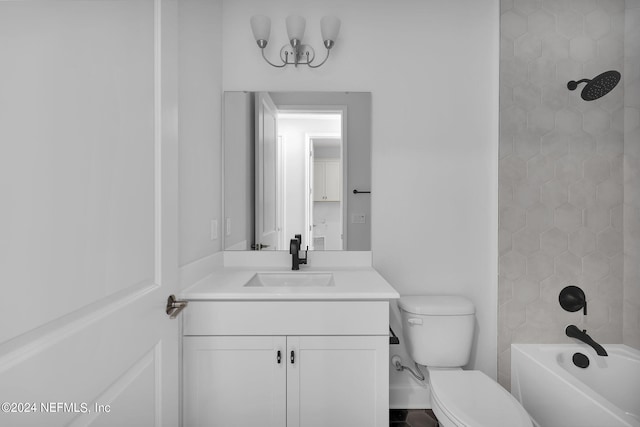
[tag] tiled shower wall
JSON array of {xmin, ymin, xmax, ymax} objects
[
  {"xmin": 624, "ymin": 1, "xmax": 640, "ymax": 348},
  {"xmin": 499, "ymin": 0, "xmax": 640, "ymax": 388}
]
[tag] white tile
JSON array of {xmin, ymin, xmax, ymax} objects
[
  {"xmin": 500, "ymin": 204, "xmax": 527, "ymax": 232},
  {"xmin": 528, "ymin": 154, "xmax": 556, "ymax": 185},
  {"xmin": 541, "ymin": 131, "xmax": 570, "ymax": 158},
  {"xmin": 502, "ymin": 11, "xmax": 529, "ymax": 39},
  {"xmin": 515, "ymin": 182, "xmax": 541, "ymax": 207},
  {"xmin": 542, "ymin": 34, "xmax": 570, "ymax": 59},
  {"xmin": 529, "ymin": 10, "xmax": 556, "ymax": 34},
  {"xmin": 527, "ymin": 251, "xmax": 555, "ymax": 280},
  {"xmin": 541, "ymin": 227, "xmax": 569, "ymax": 255},
  {"xmin": 541, "ymin": 179, "xmax": 569, "ymax": 207},
  {"xmin": 514, "ymin": 276, "xmax": 541, "ymax": 304},
  {"xmin": 500, "ymin": 251, "xmax": 528, "ymax": 280},
  {"xmin": 596, "ymin": 227, "xmax": 623, "ymax": 256},
  {"xmin": 570, "ymin": 36, "xmax": 597, "ymax": 61},
  {"xmin": 569, "ymin": 179, "xmax": 597, "ymax": 207},
  {"xmin": 596, "ymin": 177, "xmax": 624, "ymax": 208},
  {"xmin": 515, "ymin": 0, "xmax": 542, "ymax": 15},
  {"xmin": 568, "ymin": 131, "xmax": 596, "ymax": 159},
  {"xmin": 568, "ymin": 227, "xmax": 597, "ymax": 256},
  {"xmin": 555, "ymin": 109, "xmax": 583, "ymax": 133},
  {"xmin": 585, "ymin": 10, "xmax": 611, "ymax": 39},
  {"xmin": 515, "ymin": 130, "xmax": 542, "ymax": 159},
  {"xmin": 583, "ymin": 108, "xmax": 611, "ymax": 135},
  {"xmin": 514, "ymin": 228, "xmax": 542, "ymax": 254},
  {"xmin": 555, "ymin": 202, "xmax": 583, "ymax": 233},
  {"xmin": 583, "ymin": 251, "xmax": 610, "ymax": 280},
  {"xmin": 555, "ymin": 251, "xmax": 582, "ymax": 278},
  {"xmin": 515, "ymin": 34, "xmax": 544, "ymax": 61},
  {"xmin": 557, "ymin": 8, "xmax": 584, "ymax": 37},
  {"xmin": 527, "ymin": 202, "xmax": 555, "ymax": 230},
  {"xmin": 584, "ymin": 154, "xmax": 612, "ymax": 184}
]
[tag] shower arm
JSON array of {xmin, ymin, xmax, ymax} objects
[{"xmin": 567, "ymin": 79, "xmax": 590, "ymax": 90}]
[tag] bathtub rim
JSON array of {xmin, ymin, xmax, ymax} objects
[{"xmin": 511, "ymin": 343, "xmax": 640, "ymax": 427}]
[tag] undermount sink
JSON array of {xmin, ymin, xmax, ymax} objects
[{"xmin": 244, "ymin": 272, "xmax": 335, "ymax": 287}]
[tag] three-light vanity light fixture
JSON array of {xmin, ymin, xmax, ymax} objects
[{"xmin": 250, "ymin": 14, "xmax": 341, "ymax": 68}]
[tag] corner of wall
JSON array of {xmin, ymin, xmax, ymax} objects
[{"xmin": 178, "ymin": 0, "xmax": 224, "ymax": 272}]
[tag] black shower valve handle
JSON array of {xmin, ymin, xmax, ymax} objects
[{"xmin": 559, "ymin": 285, "xmax": 587, "ymax": 315}]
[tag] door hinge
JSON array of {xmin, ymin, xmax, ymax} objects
[
  {"xmin": 166, "ymin": 295, "xmax": 188, "ymax": 319},
  {"xmin": 251, "ymin": 243, "xmax": 270, "ymax": 250}
]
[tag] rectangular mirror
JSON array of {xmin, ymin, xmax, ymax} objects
[{"xmin": 223, "ymin": 91, "xmax": 371, "ymax": 251}]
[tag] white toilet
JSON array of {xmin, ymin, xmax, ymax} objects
[{"xmin": 398, "ymin": 296, "xmax": 533, "ymax": 427}]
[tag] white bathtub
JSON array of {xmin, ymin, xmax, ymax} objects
[{"xmin": 511, "ymin": 344, "xmax": 640, "ymax": 427}]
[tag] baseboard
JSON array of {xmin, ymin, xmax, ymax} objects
[{"xmin": 389, "ymin": 383, "xmax": 431, "ymax": 410}]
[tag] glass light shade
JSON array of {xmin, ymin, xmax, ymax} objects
[
  {"xmin": 250, "ymin": 15, "xmax": 271, "ymax": 43},
  {"xmin": 320, "ymin": 15, "xmax": 341, "ymax": 43},
  {"xmin": 286, "ymin": 15, "xmax": 306, "ymax": 42}
]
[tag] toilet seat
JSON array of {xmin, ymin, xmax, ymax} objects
[{"xmin": 429, "ymin": 369, "xmax": 533, "ymax": 427}]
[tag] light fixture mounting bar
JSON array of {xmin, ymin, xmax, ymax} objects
[{"xmin": 280, "ymin": 44, "xmax": 315, "ymax": 66}]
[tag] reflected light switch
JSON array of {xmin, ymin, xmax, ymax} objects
[
  {"xmin": 352, "ymin": 214, "xmax": 366, "ymax": 224},
  {"xmin": 210, "ymin": 220, "xmax": 218, "ymax": 240}
]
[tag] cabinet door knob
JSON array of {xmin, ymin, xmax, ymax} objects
[
  {"xmin": 277, "ymin": 350, "xmax": 281, "ymax": 364},
  {"xmin": 290, "ymin": 350, "xmax": 295, "ymax": 364}
]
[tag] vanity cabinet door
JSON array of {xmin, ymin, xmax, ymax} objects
[
  {"xmin": 313, "ymin": 159, "xmax": 341, "ymax": 201},
  {"xmin": 183, "ymin": 336, "xmax": 286, "ymax": 427},
  {"xmin": 323, "ymin": 161, "xmax": 341, "ymax": 201},
  {"xmin": 286, "ymin": 335, "xmax": 388, "ymax": 427}
]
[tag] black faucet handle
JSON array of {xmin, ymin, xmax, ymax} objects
[{"xmin": 290, "ymin": 238, "xmax": 299, "ymax": 254}]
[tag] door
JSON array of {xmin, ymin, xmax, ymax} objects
[
  {"xmin": 183, "ymin": 336, "xmax": 287, "ymax": 427},
  {"xmin": 0, "ymin": 1, "xmax": 180, "ymax": 426},
  {"xmin": 286, "ymin": 336, "xmax": 388, "ymax": 427},
  {"xmin": 324, "ymin": 161, "xmax": 341, "ymax": 201},
  {"xmin": 255, "ymin": 92, "xmax": 279, "ymax": 250},
  {"xmin": 313, "ymin": 160, "xmax": 341, "ymax": 202},
  {"xmin": 313, "ymin": 162, "xmax": 325, "ymax": 202}
]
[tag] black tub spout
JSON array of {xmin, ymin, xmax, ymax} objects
[{"xmin": 566, "ymin": 325, "xmax": 608, "ymax": 356}]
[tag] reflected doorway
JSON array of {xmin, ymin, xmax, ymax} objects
[{"xmin": 277, "ymin": 111, "xmax": 343, "ymax": 250}]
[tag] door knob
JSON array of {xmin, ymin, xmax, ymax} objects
[{"xmin": 165, "ymin": 295, "xmax": 188, "ymax": 319}]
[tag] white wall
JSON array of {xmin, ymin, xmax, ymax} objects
[
  {"xmin": 221, "ymin": 0, "xmax": 499, "ymax": 401},
  {"xmin": 224, "ymin": 92, "xmax": 254, "ymax": 251},
  {"xmin": 179, "ymin": 0, "xmax": 223, "ymax": 268}
]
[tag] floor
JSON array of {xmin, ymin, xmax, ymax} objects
[{"xmin": 390, "ymin": 409, "xmax": 439, "ymax": 427}]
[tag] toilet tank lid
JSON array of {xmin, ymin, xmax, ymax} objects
[{"xmin": 398, "ymin": 296, "xmax": 475, "ymax": 315}]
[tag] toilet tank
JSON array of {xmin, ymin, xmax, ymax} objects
[{"xmin": 398, "ymin": 296, "xmax": 475, "ymax": 367}]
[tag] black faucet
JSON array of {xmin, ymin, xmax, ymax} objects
[
  {"xmin": 565, "ymin": 325, "xmax": 608, "ymax": 356},
  {"xmin": 289, "ymin": 234, "xmax": 308, "ymax": 270}
]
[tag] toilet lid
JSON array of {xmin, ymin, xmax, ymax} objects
[{"xmin": 429, "ymin": 370, "xmax": 532, "ymax": 427}]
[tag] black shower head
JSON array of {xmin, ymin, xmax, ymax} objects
[{"xmin": 567, "ymin": 70, "xmax": 621, "ymax": 101}]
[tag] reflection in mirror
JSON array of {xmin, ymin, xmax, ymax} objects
[{"xmin": 223, "ymin": 92, "xmax": 371, "ymax": 251}]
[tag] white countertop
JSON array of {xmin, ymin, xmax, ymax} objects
[{"xmin": 180, "ymin": 266, "xmax": 400, "ymax": 301}]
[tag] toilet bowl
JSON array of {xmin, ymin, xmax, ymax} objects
[{"xmin": 398, "ymin": 296, "xmax": 532, "ymax": 427}]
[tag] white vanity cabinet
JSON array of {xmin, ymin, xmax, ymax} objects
[
  {"xmin": 313, "ymin": 159, "xmax": 341, "ymax": 201},
  {"xmin": 182, "ymin": 300, "xmax": 389, "ymax": 427}
]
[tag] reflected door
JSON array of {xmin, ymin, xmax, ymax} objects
[{"xmin": 255, "ymin": 92, "xmax": 279, "ymax": 250}]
